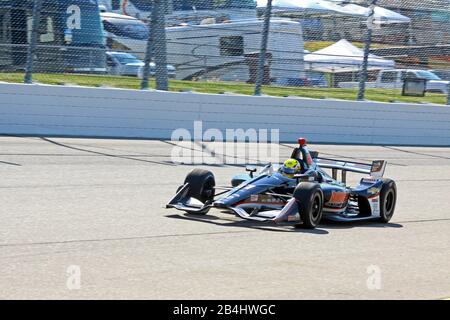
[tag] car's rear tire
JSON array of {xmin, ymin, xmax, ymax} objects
[
  {"xmin": 378, "ymin": 178, "xmax": 397, "ymax": 223},
  {"xmin": 183, "ymin": 169, "xmax": 215, "ymax": 214},
  {"xmin": 293, "ymin": 182, "xmax": 324, "ymax": 229}
]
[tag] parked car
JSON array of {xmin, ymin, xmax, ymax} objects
[
  {"xmin": 433, "ymin": 70, "xmax": 450, "ymax": 82},
  {"xmin": 276, "ymin": 73, "xmax": 328, "ymax": 88},
  {"xmin": 339, "ymin": 69, "xmax": 449, "ymax": 94},
  {"xmin": 106, "ymin": 51, "xmax": 144, "ymax": 77},
  {"xmin": 137, "ymin": 64, "xmax": 177, "ymax": 80},
  {"xmin": 106, "ymin": 51, "xmax": 176, "ymax": 78}
]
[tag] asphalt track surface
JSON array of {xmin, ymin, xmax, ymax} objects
[{"xmin": 0, "ymin": 136, "xmax": 449, "ymax": 300}]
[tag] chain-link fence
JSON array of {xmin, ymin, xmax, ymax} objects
[{"xmin": 1, "ymin": 0, "xmax": 449, "ymax": 104}]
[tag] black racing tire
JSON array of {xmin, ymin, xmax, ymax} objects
[
  {"xmin": 231, "ymin": 178, "xmax": 246, "ymax": 187},
  {"xmin": 293, "ymin": 182, "xmax": 324, "ymax": 229},
  {"xmin": 378, "ymin": 178, "xmax": 397, "ymax": 223},
  {"xmin": 184, "ymin": 169, "xmax": 215, "ymax": 211}
]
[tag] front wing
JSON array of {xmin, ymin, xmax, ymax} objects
[{"xmin": 166, "ymin": 183, "xmax": 301, "ymax": 224}]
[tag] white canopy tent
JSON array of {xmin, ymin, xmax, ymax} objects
[
  {"xmin": 256, "ymin": 0, "xmax": 411, "ymax": 23},
  {"xmin": 304, "ymin": 39, "xmax": 395, "ymax": 73},
  {"xmin": 256, "ymin": 0, "xmax": 363, "ymax": 16},
  {"xmin": 340, "ymin": 4, "xmax": 411, "ymax": 24},
  {"xmin": 327, "ymin": 1, "xmax": 412, "ymax": 24}
]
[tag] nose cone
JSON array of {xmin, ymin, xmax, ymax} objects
[
  {"xmin": 215, "ymin": 174, "xmax": 288, "ymax": 207},
  {"xmin": 213, "ymin": 202, "xmax": 227, "ymax": 208}
]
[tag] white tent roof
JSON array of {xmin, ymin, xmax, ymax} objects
[
  {"xmin": 340, "ymin": 4, "xmax": 411, "ymax": 24},
  {"xmin": 327, "ymin": 1, "xmax": 411, "ymax": 23},
  {"xmin": 258, "ymin": 1, "xmax": 411, "ymax": 23},
  {"xmin": 256, "ymin": 0, "xmax": 359, "ymax": 16},
  {"xmin": 304, "ymin": 39, "xmax": 395, "ymax": 73}
]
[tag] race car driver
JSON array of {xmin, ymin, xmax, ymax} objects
[{"xmin": 279, "ymin": 158, "xmax": 303, "ymax": 179}]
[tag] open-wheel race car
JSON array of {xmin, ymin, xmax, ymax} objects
[{"xmin": 166, "ymin": 138, "xmax": 397, "ymax": 229}]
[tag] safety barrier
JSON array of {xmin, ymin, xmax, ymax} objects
[{"xmin": 1, "ymin": 82, "xmax": 449, "ymax": 146}]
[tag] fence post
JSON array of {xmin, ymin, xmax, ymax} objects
[
  {"xmin": 140, "ymin": 18, "xmax": 154, "ymax": 90},
  {"xmin": 153, "ymin": 0, "xmax": 169, "ymax": 91},
  {"xmin": 447, "ymin": 82, "xmax": 450, "ymax": 106},
  {"xmin": 357, "ymin": 0, "xmax": 377, "ymax": 101},
  {"xmin": 254, "ymin": 0, "xmax": 272, "ymax": 96},
  {"xmin": 24, "ymin": 0, "xmax": 43, "ymax": 84}
]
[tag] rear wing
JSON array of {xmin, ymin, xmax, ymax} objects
[{"xmin": 312, "ymin": 153, "xmax": 386, "ymax": 183}]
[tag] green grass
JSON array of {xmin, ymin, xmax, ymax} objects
[{"xmin": 0, "ymin": 72, "xmax": 446, "ymax": 105}]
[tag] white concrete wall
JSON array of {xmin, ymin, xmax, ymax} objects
[{"xmin": 1, "ymin": 82, "xmax": 449, "ymax": 146}]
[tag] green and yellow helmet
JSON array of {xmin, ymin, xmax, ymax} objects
[{"xmin": 280, "ymin": 158, "xmax": 302, "ymax": 178}]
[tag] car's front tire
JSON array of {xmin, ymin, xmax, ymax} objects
[
  {"xmin": 293, "ymin": 182, "xmax": 324, "ymax": 229},
  {"xmin": 378, "ymin": 178, "xmax": 397, "ymax": 223},
  {"xmin": 182, "ymin": 169, "xmax": 215, "ymax": 215}
]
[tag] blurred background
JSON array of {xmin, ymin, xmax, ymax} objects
[{"xmin": 0, "ymin": 0, "xmax": 449, "ymax": 104}]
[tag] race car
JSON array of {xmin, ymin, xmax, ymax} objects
[{"xmin": 166, "ymin": 138, "xmax": 397, "ymax": 229}]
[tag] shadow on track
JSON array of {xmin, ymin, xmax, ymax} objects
[
  {"xmin": 0, "ymin": 160, "xmax": 21, "ymax": 166},
  {"xmin": 166, "ymin": 214, "xmax": 329, "ymax": 235},
  {"xmin": 321, "ymin": 219, "xmax": 403, "ymax": 230},
  {"xmin": 40, "ymin": 137, "xmax": 175, "ymax": 166},
  {"xmin": 160, "ymin": 140, "xmax": 269, "ymax": 168},
  {"xmin": 383, "ymin": 146, "xmax": 450, "ymax": 161},
  {"xmin": 166, "ymin": 213, "xmax": 403, "ymax": 234}
]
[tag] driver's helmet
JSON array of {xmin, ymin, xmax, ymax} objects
[{"xmin": 280, "ymin": 158, "xmax": 302, "ymax": 178}]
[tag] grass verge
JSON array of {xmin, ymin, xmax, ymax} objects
[{"xmin": 0, "ymin": 72, "xmax": 446, "ymax": 105}]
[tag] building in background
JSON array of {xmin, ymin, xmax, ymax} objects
[
  {"xmin": 98, "ymin": 0, "xmax": 258, "ymax": 24},
  {"xmin": 0, "ymin": 0, "xmax": 106, "ymax": 73},
  {"xmin": 376, "ymin": 0, "xmax": 450, "ymax": 46},
  {"xmin": 370, "ymin": 0, "xmax": 450, "ymax": 71},
  {"xmin": 281, "ymin": 0, "xmax": 449, "ymax": 72}
]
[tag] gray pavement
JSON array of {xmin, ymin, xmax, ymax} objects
[{"xmin": 0, "ymin": 136, "xmax": 449, "ymax": 299}]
